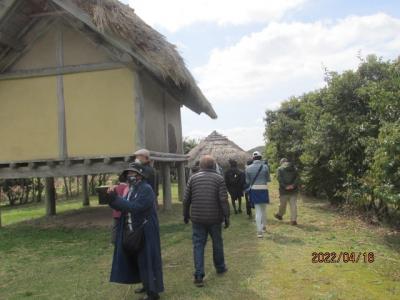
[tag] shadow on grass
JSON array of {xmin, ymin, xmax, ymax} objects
[
  {"xmin": 295, "ymin": 223, "xmax": 322, "ymax": 232},
  {"xmin": 269, "ymin": 232, "xmax": 305, "ymax": 245}
]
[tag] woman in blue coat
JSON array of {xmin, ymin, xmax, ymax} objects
[{"xmin": 108, "ymin": 163, "xmax": 164, "ymax": 300}]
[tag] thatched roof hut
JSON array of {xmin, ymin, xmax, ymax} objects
[
  {"xmin": 0, "ymin": 0, "xmax": 217, "ymax": 119},
  {"xmin": 0, "ymin": 0, "xmax": 215, "ymax": 207},
  {"xmin": 188, "ymin": 131, "xmax": 251, "ymax": 170}
]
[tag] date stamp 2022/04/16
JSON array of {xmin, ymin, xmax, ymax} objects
[{"xmin": 312, "ymin": 252, "xmax": 375, "ymax": 264}]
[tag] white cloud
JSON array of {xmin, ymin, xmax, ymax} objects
[
  {"xmin": 194, "ymin": 13, "xmax": 400, "ymax": 106},
  {"xmin": 126, "ymin": 0, "xmax": 306, "ymax": 32}
]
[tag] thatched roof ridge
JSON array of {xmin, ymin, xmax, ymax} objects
[{"xmin": 188, "ymin": 131, "xmax": 251, "ymax": 170}]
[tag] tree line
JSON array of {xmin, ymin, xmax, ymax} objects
[
  {"xmin": 0, "ymin": 175, "xmax": 111, "ymax": 206},
  {"xmin": 265, "ymin": 55, "xmax": 400, "ymax": 223}
]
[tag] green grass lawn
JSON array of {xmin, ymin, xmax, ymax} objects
[{"xmin": 0, "ymin": 182, "xmax": 399, "ymax": 300}]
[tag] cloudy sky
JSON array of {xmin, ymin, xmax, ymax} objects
[{"xmin": 122, "ymin": 0, "xmax": 400, "ymax": 151}]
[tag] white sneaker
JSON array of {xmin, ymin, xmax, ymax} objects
[{"xmin": 257, "ymin": 232, "xmax": 263, "ymax": 238}]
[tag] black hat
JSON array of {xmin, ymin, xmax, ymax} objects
[{"xmin": 123, "ymin": 162, "xmax": 146, "ymax": 178}]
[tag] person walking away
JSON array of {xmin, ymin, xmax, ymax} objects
[
  {"xmin": 274, "ymin": 158, "xmax": 299, "ymax": 225},
  {"xmin": 244, "ymin": 159, "xmax": 254, "ymax": 219},
  {"xmin": 134, "ymin": 149, "xmax": 159, "ymax": 203},
  {"xmin": 224, "ymin": 159, "xmax": 246, "ymax": 214},
  {"xmin": 108, "ymin": 163, "xmax": 164, "ymax": 300},
  {"xmin": 245, "ymin": 151, "xmax": 271, "ymax": 238},
  {"xmin": 183, "ymin": 155, "xmax": 230, "ymax": 287}
]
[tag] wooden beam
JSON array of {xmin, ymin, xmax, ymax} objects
[
  {"xmin": 0, "ymin": 0, "xmax": 20, "ymax": 26},
  {"xmin": 162, "ymin": 163, "xmax": 172, "ymax": 211},
  {"xmin": 0, "ymin": 153, "xmax": 188, "ymax": 179},
  {"xmin": 0, "ymin": 62, "xmax": 125, "ymax": 80},
  {"xmin": 162, "ymin": 91, "xmax": 169, "ymax": 153},
  {"xmin": 133, "ymin": 69, "xmax": 146, "ymax": 149},
  {"xmin": 0, "ymin": 187, "xmax": 3, "ymax": 228},
  {"xmin": 56, "ymin": 25, "xmax": 67, "ymax": 160},
  {"xmin": 0, "ymin": 32, "xmax": 23, "ymax": 50},
  {"xmin": 82, "ymin": 175, "xmax": 89, "ymax": 206},
  {"xmin": 84, "ymin": 159, "xmax": 92, "ymax": 166},
  {"xmin": 30, "ymin": 11, "xmax": 67, "ymax": 18},
  {"xmin": 177, "ymin": 162, "xmax": 186, "ymax": 203},
  {"xmin": 0, "ymin": 17, "xmax": 56, "ymax": 72},
  {"xmin": 45, "ymin": 177, "xmax": 56, "ymax": 216}
]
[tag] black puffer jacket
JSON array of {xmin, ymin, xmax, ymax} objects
[{"xmin": 183, "ymin": 169, "xmax": 230, "ymax": 224}]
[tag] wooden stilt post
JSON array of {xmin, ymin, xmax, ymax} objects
[
  {"xmin": 162, "ymin": 163, "xmax": 172, "ymax": 211},
  {"xmin": 45, "ymin": 177, "xmax": 56, "ymax": 216},
  {"xmin": 177, "ymin": 162, "xmax": 186, "ymax": 203},
  {"xmin": 82, "ymin": 175, "xmax": 89, "ymax": 206},
  {"xmin": 0, "ymin": 188, "xmax": 2, "ymax": 228}
]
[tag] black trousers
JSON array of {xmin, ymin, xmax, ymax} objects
[{"xmin": 245, "ymin": 192, "xmax": 252, "ymax": 216}]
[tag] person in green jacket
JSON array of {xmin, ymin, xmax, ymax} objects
[{"xmin": 274, "ymin": 158, "xmax": 299, "ymax": 225}]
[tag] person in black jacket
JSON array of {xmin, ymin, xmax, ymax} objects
[
  {"xmin": 224, "ymin": 159, "xmax": 246, "ymax": 214},
  {"xmin": 134, "ymin": 149, "xmax": 159, "ymax": 198},
  {"xmin": 183, "ymin": 155, "xmax": 230, "ymax": 287}
]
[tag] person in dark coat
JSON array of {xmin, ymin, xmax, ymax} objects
[
  {"xmin": 183, "ymin": 155, "xmax": 230, "ymax": 287},
  {"xmin": 108, "ymin": 163, "xmax": 164, "ymax": 300},
  {"xmin": 224, "ymin": 159, "xmax": 246, "ymax": 214},
  {"xmin": 134, "ymin": 148, "xmax": 159, "ymax": 199},
  {"xmin": 274, "ymin": 158, "xmax": 300, "ymax": 225}
]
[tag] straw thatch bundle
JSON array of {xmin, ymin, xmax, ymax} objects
[
  {"xmin": 71, "ymin": 0, "xmax": 191, "ymax": 87},
  {"xmin": 188, "ymin": 131, "xmax": 251, "ymax": 171}
]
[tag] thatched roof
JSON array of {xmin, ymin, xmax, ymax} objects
[
  {"xmin": 0, "ymin": 0, "xmax": 217, "ymax": 119},
  {"xmin": 188, "ymin": 131, "xmax": 251, "ymax": 170}
]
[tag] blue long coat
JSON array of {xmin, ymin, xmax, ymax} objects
[{"xmin": 109, "ymin": 181, "xmax": 164, "ymax": 294}]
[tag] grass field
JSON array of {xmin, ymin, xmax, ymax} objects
[{"xmin": 0, "ymin": 182, "xmax": 399, "ymax": 300}]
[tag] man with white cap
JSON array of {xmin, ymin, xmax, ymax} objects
[
  {"xmin": 245, "ymin": 151, "xmax": 271, "ymax": 238},
  {"xmin": 134, "ymin": 149, "xmax": 159, "ymax": 201}
]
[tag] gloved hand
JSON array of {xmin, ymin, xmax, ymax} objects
[
  {"xmin": 108, "ymin": 191, "xmax": 118, "ymax": 204},
  {"xmin": 184, "ymin": 216, "xmax": 190, "ymax": 224},
  {"xmin": 224, "ymin": 217, "xmax": 230, "ymax": 229}
]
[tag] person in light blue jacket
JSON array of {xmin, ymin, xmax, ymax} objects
[{"xmin": 245, "ymin": 151, "xmax": 271, "ymax": 238}]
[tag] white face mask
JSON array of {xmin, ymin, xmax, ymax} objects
[{"xmin": 135, "ymin": 158, "xmax": 143, "ymax": 164}]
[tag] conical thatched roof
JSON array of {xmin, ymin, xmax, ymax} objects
[
  {"xmin": 0, "ymin": 0, "xmax": 217, "ymax": 119},
  {"xmin": 188, "ymin": 131, "xmax": 251, "ymax": 170}
]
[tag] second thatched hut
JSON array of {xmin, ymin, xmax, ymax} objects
[{"xmin": 188, "ymin": 131, "xmax": 251, "ymax": 171}]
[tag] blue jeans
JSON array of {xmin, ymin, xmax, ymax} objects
[{"xmin": 192, "ymin": 222, "xmax": 226, "ymax": 278}]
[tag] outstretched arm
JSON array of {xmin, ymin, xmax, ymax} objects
[{"xmin": 110, "ymin": 185, "xmax": 154, "ymax": 213}]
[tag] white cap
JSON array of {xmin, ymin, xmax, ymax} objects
[
  {"xmin": 134, "ymin": 149, "xmax": 150, "ymax": 158},
  {"xmin": 253, "ymin": 151, "xmax": 261, "ymax": 158}
]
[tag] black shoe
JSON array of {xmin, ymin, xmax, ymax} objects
[
  {"xmin": 194, "ymin": 276, "xmax": 204, "ymax": 287},
  {"xmin": 234, "ymin": 210, "xmax": 238, "ymax": 214},
  {"xmin": 142, "ymin": 294, "xmax": 160, "ymax": 300},
  {"xmin": 217, "ymin": 268, "xmax": 228, "ymax": 275},
  {"xmin": 274, "ymin": 214, "xmax": 283, "ymax": 221},
  {"xmin": 238, "ymin": 209, "xmax": 242, "ymax": 214},
  {"xmin": 135, "ymin": 287, "xmax": 146, "ymax": 294}
]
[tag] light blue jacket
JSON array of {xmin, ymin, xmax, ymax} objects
[{"xmin": 245, "ymin": 160, "xmax": 271, "ymax": 187}]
